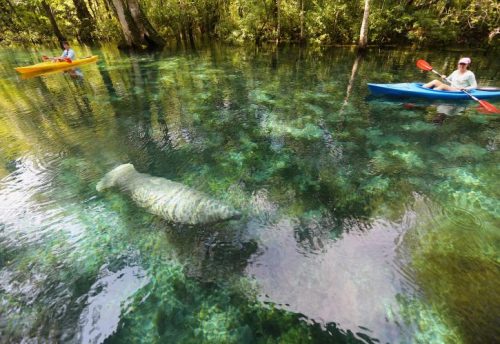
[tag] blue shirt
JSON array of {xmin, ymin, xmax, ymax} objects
[{"xmin": 61, "ymin": 49, "xmax": 75, "ymax": 60}]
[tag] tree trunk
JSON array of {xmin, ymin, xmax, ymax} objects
[
  {"xmin": 175, "ymin": 24, "xmax": 182, "ymax": 46},
  {"xmin": 182, "ymin": 24, "xmax": 190, "ymax": 45},
  {"xmin": 72, "ymin": 0, "xmax": 96, "ymax": 43},
  {"xmin": 88, "ymin": 0, "xmax": 99, "ymax": 19},
  {"xmin": 276, "ymin": 0, "xmax": 281, "ymax": 44},
  {"xmin": 41, "ymin": 0, "xmax": 65, "ymax": 45},
  {"xmin": 343, "ymin": 53, "xmax": 362, "ymax": 108},
  {"xmin": 107, "ymin": 0, "xmax": 165, "ymax": 50},
  {"xmin": 102, "ymin": 0, "xmax": 114, "ymax": 20},
  {"xmin": 299, "ymin": 0, "xmax": 304, "ymax": 42},
  {"xmin": 358, "ymin": 0, "xmax": 370, "ymax": 49},
  {"xmin": 187, "ymin": 22, "xmax": 196, "ymax": 48}
]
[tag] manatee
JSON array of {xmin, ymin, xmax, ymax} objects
[{"xmin": 96, "ymin": 163, "xmax": 241, "ymax": 225}]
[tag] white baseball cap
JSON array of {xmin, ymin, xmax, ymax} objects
[{"xmin": 458, "ymin": 57, "xmax": 471, "ymax": 64}]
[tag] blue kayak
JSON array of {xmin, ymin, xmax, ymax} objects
[{"xmin": 368, "ymin": 83, "xmax": 500, "ymax": 100}]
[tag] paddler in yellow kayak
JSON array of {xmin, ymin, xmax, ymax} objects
[{"xmin": 42, "ymin": 41, "xmax": 76, "ymax": 62}]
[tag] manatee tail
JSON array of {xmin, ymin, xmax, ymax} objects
[
  {"xmin": 96, "ymin": 163, "xmax": 135, "ymax": 192},
  {"xmin": 214, "ymin": 208, "xmax": 242, "ymax": 223},
  {"xmin": 228, "ymin": 210, "xmax": 242, "ymax": 221},
  {"xmin": 192, "ymin": 202, "xmax": 242, "ymax": 225}
]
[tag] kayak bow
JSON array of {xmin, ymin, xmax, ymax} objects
[{"xmin": 368, "ymin": 83, "xmax": 500, "ymax": 100}]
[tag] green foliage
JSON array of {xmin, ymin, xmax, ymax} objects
[
  {"xmin": 306, "ymin": 1, "xmax": 360, "ymax": 44},
  {"xmin": 0, "ymin": 0, "xmax": 120, "ymax": 45},
  {"xmin": 1, "ymin": 0, "xmax": 498, "ymax": 46}
]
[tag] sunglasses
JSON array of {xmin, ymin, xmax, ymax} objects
[{"xmin": 459, "ymin": 63, "xmax": 467, "ymax": 65}]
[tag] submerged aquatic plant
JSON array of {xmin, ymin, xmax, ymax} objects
[
  {"xmin": 401, "ymin": 196, "xmax": 500, "ymax": 343},
  {"xmin": 370, "ymin": 149, "xmax": 425, "ymax": 174},
  {"xmin": 260, "ymin": 112, "xmax": 324, "ymax": 140},
  {"xmin": 434, "ymin": 143, "xmax": 488, "ymax": 162}
]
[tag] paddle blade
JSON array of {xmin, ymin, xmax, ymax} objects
[
  {"xmin": 416, "ymin": 59, "xmax": 433, "ymax": 71},
  {"xmin": 64, "ymin": 57, "xmax": 72, "ymax": 63},
  {"xmin": 477, "ymin": 100, "xmax": 499, "ymax": 114}
]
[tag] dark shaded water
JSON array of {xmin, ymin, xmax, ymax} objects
[{"xmin": 0, "ymin": 44, "xmax": 499, "ymax": 343}]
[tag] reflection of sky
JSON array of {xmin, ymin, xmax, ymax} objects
[
  {"xmin": 77, "ymin": 263, "xmax": 149, "ymax": 344},
  {"xmin": 246, "ymin": 193, "xmax": 422, "ymax": 343},
  {"xmin": 0, "ymin": 155, "xmax": 75, "ymax": 248},
  {"xmin": 435, "ymin": 104, "xmax": 466, "ymax": 116}
]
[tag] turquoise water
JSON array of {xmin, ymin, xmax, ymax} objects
[{"xmin": 0, "ymin": 44, "xmax": 499, "ymax": 343}]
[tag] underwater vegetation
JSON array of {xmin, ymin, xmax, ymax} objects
[
  {"xmin": 0, "ymin": 46, "xmax": 499, "ymax": 343},
  {"xmin": 401, "ymin": 195, "xmax": 500, "ymax": 343},
  {"xmin": 0, "ymin": 157, "xmax": 370, "ymax": 343}
]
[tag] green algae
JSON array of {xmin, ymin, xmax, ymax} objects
[{"xmin": 397, "ymin": 295, "xmax": 463, "ymax": 344}]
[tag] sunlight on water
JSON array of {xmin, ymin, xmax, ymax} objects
[
  {"xmin": 77, "ymin": 262, "xmax": 149, "ymax": 343},
  {"xmin": 0, "ymin": 44, "xmax": 498, "ymax": 343}
]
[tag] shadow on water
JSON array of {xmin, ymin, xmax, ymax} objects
[{"xmin": 0, "ymin": 44, "xmax": 498, "ymax": 343}]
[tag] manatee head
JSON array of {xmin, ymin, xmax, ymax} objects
[{"xmin": 96, "ymin": 163, "xmax": 136, "ymax": 192}]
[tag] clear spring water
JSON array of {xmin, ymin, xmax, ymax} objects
[{"xmin": 0, "ymin": 44, "xmax": 499, "ymax": 343}]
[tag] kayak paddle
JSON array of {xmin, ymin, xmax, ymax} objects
[{"xmin": 416, "ymin": 59, "xmax": 499, "ymax": 114}]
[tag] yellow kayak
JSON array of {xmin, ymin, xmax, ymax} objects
[
  {"xmin": 15, "ymin": 55, "xmax": 98, "ymax": 74},
  {"xmin": 20, "ymin": 67, "xmax": 84, "ymax": 80}
]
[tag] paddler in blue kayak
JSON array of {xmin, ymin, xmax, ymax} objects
[
  {"xmin": 423, "ymin": 57, "xmax": 477, "ymax": 91},
  {"xmin": 42, "ymin": 41, "xmax": 76, "ymax": 62}
]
